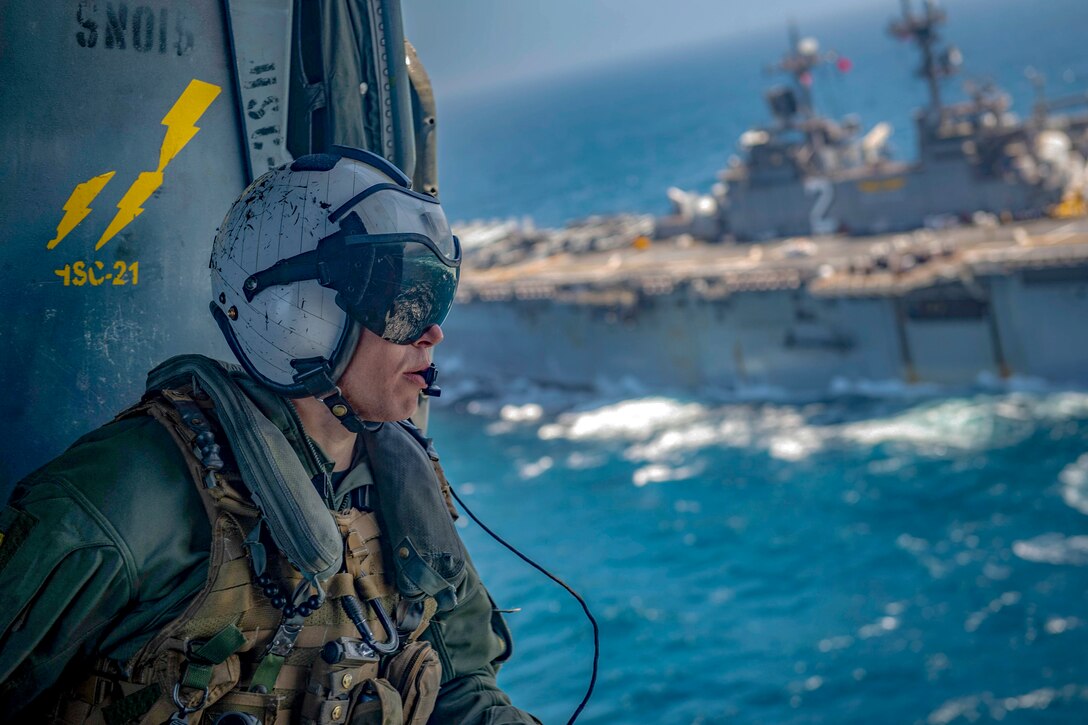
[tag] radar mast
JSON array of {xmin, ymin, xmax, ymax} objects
[
  {"xmin": 769, "ymin": 22, "xmax": 835, "ymax": 119},
  {"xmin": 888, "ymin": 0, "xmax": 962, "ymax": 117}
]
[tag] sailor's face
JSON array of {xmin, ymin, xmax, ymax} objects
[{"xmin": 339, "ymin": 324, "xmax": 443, "ymax": 422}]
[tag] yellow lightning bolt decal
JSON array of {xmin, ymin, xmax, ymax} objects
[
  {"xmin": 96, "ymin": 79, "xmax": 221, "ymax": 250},
  {"xmin": 46, "ymin": 171, "xmax": 116, "ymax": 249}
]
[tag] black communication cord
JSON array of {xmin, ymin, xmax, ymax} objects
[{"xmin": 448, "ymin": 485, "xmax": 599, "ymax": 725}]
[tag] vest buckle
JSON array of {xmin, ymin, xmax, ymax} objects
[{"xmin": 166, "ymin": 681, "xmax": 208, "ymax": 724}]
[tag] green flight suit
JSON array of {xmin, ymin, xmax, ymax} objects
[{"xmin": 0, "ymin": 373, "xmax": 539, "ymax": 724}]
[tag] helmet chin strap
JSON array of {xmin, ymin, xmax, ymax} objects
[
  {"xmin": 291, "ymin": 356, "xmax": 442, "ymax": 432},
  {"xmin": 290, "ymin": 357, "xmax": 383, "ymax": 433}
]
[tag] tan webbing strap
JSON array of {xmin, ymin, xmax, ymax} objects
[
  {"xmin": 272, "ymin": 663, "xmax": 313, "ymax": 691},
  {"xmin": 408, "ymin": 598, "xmax": 439, "ymax": 643},
  {"xmin": 295, "ymin": 623, "xmax": 361, "ymax": 649},
  {"xmin": 325, "ymin": 572, "xmax": 356, "ymax": 599}
]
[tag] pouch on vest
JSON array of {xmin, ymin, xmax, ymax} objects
[
  {"xmin": 380, "ymin": 639, "xmax": 442, "ymax": 725},
  {"xmin": 362, "ymin": 423, "xmax": 467, "ymax": 612},
  {"xmin": 348, "ymin": 678, "xmax": 403, "ymax": 725}
]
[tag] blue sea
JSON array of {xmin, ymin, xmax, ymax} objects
[
  {"xmin": 430, "ymin": 391, "xmax": 1088, "ymax": 724},
  {"xmin": 424, "ymin": 0, "xmax": 1088, "ymax": 722}
]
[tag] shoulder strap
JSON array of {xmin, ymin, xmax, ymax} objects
[{"xmin": 146, "ymin": 354, "xmax": 344, "ymax": 584}]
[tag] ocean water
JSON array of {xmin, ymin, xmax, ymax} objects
[
  {"xmin": 420, "ymin": 0, "xmax": 1088, "ymax": 722},
  {"xmin": 429, "ymin": 389, "xmax": 1088, "ymax": 724}
]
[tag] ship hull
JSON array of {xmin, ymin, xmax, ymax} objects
[{"xmin": 444, "ymin": 221, "xmax": 1088, "ymax": 397}]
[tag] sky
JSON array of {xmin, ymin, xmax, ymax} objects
[{"xmin": 402, "ymin": 0, "xmax": 915, "ymax": 96}]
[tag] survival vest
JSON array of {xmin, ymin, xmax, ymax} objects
[{"xmin": 46, "ymin": 356, "xmax": 468, "ymax": 725}]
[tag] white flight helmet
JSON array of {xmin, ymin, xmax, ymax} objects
[{"xmin": 210, "ymin": 146, "xmax": 461, "ymax": 430}]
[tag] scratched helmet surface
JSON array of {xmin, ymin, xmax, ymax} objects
[{"xmin": 209, "ymin": 145, "xmax": 457, "ymax": 396}]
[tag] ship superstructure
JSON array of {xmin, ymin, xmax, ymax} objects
[{"xmin": 660, "ymin": 0, "xmax": 1072, "ymax": 242}]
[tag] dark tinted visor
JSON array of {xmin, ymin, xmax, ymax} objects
[
  {"xmin": 243, "ymin": 223, "xmax": 461, "ymax": 345},
  {"xmin": 337, "ymin": 234, "xmax": 461, "ymax": 344}
]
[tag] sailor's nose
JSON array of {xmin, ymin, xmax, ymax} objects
[{"xmin": 413, "ymin": 324, "xmax": 444, "ymax": 348}]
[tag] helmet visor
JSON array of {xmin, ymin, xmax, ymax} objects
[{"xmin": 337, "ymin": 234, "xmax": 461, "ymax": 344}]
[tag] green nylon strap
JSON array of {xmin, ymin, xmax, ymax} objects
[
  {"xmin": 192, "ymin": 624, "xmax": 247, "ymax": 664},
  {"xmin": 101, "ymin": 683, "xmax": 162, "ymax": 725},
  {"xmin": 180, "ymin": 624, "xmax": 247, "ymax": 691},
  {"xmin": 249, "ymin": 653, "xmax": 286, "ymax": 693},
  {"xmin": 181, "ymin": 662, "xmax": 215, "ymax": 691}
]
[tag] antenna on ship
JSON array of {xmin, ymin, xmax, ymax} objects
[
  {"xmin": 888, "ymin": 0, "xmax": 961, "ymax": 117},
  {"xmin": 763, "ymin": 22, "xmax": 852, "ymax": 164},
  {"xmin": 1025, "ymin": 66, "xmax": 1049, "ymax": 128},
  {"xmin": 769, "ymin": 21, "xmax": 835, "ymax": 119}
]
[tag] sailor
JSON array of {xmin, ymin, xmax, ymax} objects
[{"xmin": 0, "ymin": 147, "xmax": 541, "ymax": 724}]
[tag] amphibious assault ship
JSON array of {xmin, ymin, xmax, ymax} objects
[{"xmin": 440, "ymin": 1, "xmax": 1088, "ymax": 396}]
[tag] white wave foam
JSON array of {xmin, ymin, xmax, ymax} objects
[
  {"xmin": 964, "ymin": 591, "xmax": 1022, "ymax": 632},
  {"xmin": 1012, "ymin": 533, "xmax": 1088, "ymax": 566},
  {"xmin": 619, "ymin": 405, "xmax": 829, "ymax": 464},
  {"xmin": 857, "ymin": 615, "xmax": 899, "ymax": 639},
  {"xmin": 817, "ymin": 634, "xmax": 855, "ymax": 652},
  {"xmin": 517, "ymin": 456, "xmax": 554, "ymax": 480},
  {"xmin": 1032, "ymin": 391, "xmax": 1088, "ymax": 418},
  {"xmin": 1059, "ymin": 454, "xmax": 1088, "ymax": 515},
  {"xmin": 538, "ymin": 391, "xmax": 1088, "ymax": 470},
  {"xmin": 768, "ymin": 427, "xmax": 825, "ymax": 461},
  {"xmin": 624, "ymin": 422, "xmax": 727, "ymax": 460},
  {"xmin": 631, "ymin": 462, "xmax": 704, "ymax": 487},
  {"xmin": 446, "ymin": 365, "xmax": 1088, "ymax": 414},
  {"xmin": 829, "ymin": 376, "xmax": 942, "ymax": 398},
  {"xmin": 839, "ymin": 398, "xmax": 1032, "ymax": 453},
  {"xmin": 565, "ymin": 451, "xmax": 606, "ymax": 469},
  {"xmin": 456, "ymin": 385, "xmax": 1088, "ymax": 474},
  {"xmin": 928, "ymin": 684, "xmax": 1088, "ymax": 724},
  {"xmin": 836, "ymin": 392, "xmax": 1088, "ymax": 455},
  {"xmin": 500, "ymin": 403, "xmax": 544, "ymax": 423},
  {"xmin": 928, "ymin": 695, "xmax": 982, "ymax": 725},
  {"xmin": 1045, "ymin": 616, "xmax": 1083, "ymax": 635},
  {"xmin": 538, "ymin": 397, "xmax": 707, "ymax": 442}
]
